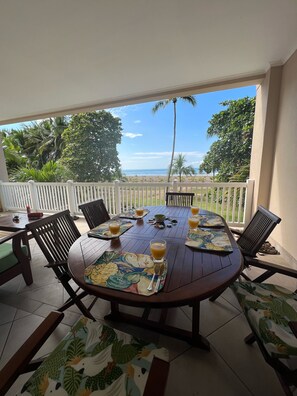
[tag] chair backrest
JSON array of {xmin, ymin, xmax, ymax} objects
[
  {"xmin": 237, "ymin": 205, "xmax": 281, "ymax": 257},
  {"xmin": 166, "ymin": 192, "xmax": 194, "ymax": 206},
  {"xmin": 78, "ymin": 199, "xmax": 110, "ymax": 229},
  {"xmin": 26, "ymin": 210, "xmax": 81, "ymax": 264}
]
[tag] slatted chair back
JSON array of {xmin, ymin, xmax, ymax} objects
[
  {"xmin": 237, "ymin": 205, "xmax": 281, "ymax": 257},
  {"xmin": 166, "ymin": 192, "xmax": 194, "ymax": 207},
  {"xmin": 26, "ymin": 211, "xmax": 95, "ymax": 318},
  {"xmin": 78, "ymin": 199, "xmax": 110, "ymax": 229},
  {"xmin": 26, "ymin": 210, "xmax": 81, "ymax": 264}
]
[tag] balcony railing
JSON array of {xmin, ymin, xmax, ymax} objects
[{"xmin": 0, "ymin": 179, "xmax": 254, "ymax": 227}]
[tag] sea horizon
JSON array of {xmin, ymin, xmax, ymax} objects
[{"xmin": 122, "ymin": 168, "xmax": 208, "ymax": 177}]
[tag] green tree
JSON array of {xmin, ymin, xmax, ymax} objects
[
  {"xmin": 199, "ymin": 97, "xmax": 255, "ymax": 181},
  {"xmin": 22, "ymin": 117, "xmax": 68, "ymax": 167},
  {"xmin": 61, "ymin": 111, "xmax": 122, "ymax": 182},
  {"xmin": 171, "ymin": 153, "xmax": 195, "ymax": 182},
  {"xmin": 10, "ymin": 161, "xmax": 70, "ymax": 182},
  {"xmin": 152, "ymin": 96, "xmax": 197, "ymax": 182},
  {"xmin": 1, "ymin": 130, "xmax": 27, "ymax": 172}
]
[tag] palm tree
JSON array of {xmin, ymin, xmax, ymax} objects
[
  {"xmin": 171, "ymin": 153, "xmax": 195, "ymax": 182},
  {"xmin": 152, "ymin": 96, "xmax": 197, "ymax": 182}
]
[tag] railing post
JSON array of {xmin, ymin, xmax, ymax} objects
[
  {"xmin": 0, "ymin": 181, "xmax": 6, "ymax": 211},
  {"xmin": 244, "ymin": 179, "xmax": 254, "ymax": 227},
  {"xmin": 172, "ymin": 178, "xmax": 178, "ymax": 192},
  {"xmin": 67, "ymin": 180, "xmax": 76, "ymax": 217},
  {"xmin": 114, "ymin": 180, "xmax": 121, "ymax": 214},
  {"xmin": 28, "ymin": 180, "xmax": 39, "ymax": 211}
]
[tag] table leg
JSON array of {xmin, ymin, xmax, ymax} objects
[{"xmin": 191, "ymin": 302, "xmax": 210, "ymax": 350}]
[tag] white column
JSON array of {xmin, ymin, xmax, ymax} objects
[
  {"xmin": 114, "ymin": 180, "xmax": 121, "ymax": 215},
  {"xmin": 28, "ymin": 180, "xmax": 39, "ymax": 211},
  {"xmin": 66, "ymin": 180, "xmax": 76, "ymax": 217},
  {"xmin": 244, "ymin": 179, "xmax": 255, "ymax": 227}
]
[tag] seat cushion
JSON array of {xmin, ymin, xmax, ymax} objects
[
  {"xmin": 0, "ymin": 243, "xmax": 28, "ymax": 274},
  {"xmin": 19, "ymin": 317, "xmax": 169, "ymax": 395},
  {"xmin": 231, "ymin": 281, "xmax": 297, "ymax": 373}
]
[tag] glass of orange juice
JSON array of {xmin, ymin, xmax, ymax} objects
[
  {"xmin": 135, "ymin": 207, "xmax": 144, "ymax": 217},
  {"xmin": 150, "ymin": 239, "xmax": 166, "ymax": 263},
  {"xmin": 188, "ymin": 217, "xmax": 199, "ymax": 229},
  {"xmin": 190, "ymin": 206, "xmax": 199, "ymax": 215},
  {"xmin": 109, "ymin": 221, "xmax": 121, "ymax": 235}
]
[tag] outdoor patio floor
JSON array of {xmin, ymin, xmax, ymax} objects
[{"xmin": 1, "ymin": 217, "xmax": 296, "ymax": 395}]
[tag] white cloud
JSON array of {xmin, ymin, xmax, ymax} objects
[
  {"xmin": 123, "ymin": 132, "xmax": 143, "ymax": 139},
  {"xmin": 134, "ymin": 120, "xmax": 141, "ymax": 124},
  {"xmin": 107, "ymin": 106, "xmax": 128, "ymax": 118}
]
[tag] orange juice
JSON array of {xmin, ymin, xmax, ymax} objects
[
  {"xmin": 109, "ymin": 221, "xmax": 120, "ymax": 235},
  {"xmin": 135, "ymin": 207, "xmax": 144, "ymax": 216},
  {"xmin": 150, "ymin": 240, "xmax": 166, "ymax": 261},
  {"xmin": 191, "ymin": 206, "xmax": 199, "ymax": 215},
  {"xmin": 188, "ymin": 217, "xmax": 199, "ymax": 229}
]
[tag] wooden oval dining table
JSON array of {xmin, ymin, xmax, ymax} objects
[{"xmin": 68, "ymin": 206, "xmax": 243, "ymax": 349}]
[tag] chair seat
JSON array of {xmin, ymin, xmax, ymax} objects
[
  {"xmin": 19, "ymin": 317, "xmax": 169, "ymax": 395},
  {"xmin": 231, "ymin": 281, "xmax": 297, "ymax": 374},
  {"xmin": 0, "ymin": 243, "xmax": 28, "ymax": 274}
]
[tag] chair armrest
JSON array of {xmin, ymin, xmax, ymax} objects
[
  {"xmin": 0, "ymin": 229, "xmax": 27, "ymax": 244},
  {"xmin": 0, "ymin": 311, "xmax": 64, "ymax": 395},
  {"xmin": 45, "ymin": 260, "xmax": 68, "ymax": 269},
  {"xmin": 229, "ymin": 228, "xmax": 243, "ymax": 237},
  {"xmin": 0, "ymin": 230, "xmax": 30, "ymax": 263},
  {"xmin": 245, "ymin": 256, "xmax": 297, "ymax": 279}
]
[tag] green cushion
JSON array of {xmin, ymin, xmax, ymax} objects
[
  {"xmin": 231, "ymin": 281, "xmax": 297, "ymax": 373},
  {"xmin": 19, "ymin": 317, "xmax": 169, "ymax": 395},
  {"xmin": 0, "ymin": 243, "xmax": 28, "ymax": 274}
]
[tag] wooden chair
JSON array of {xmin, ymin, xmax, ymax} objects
[
  {"xmin": 231, "ymin": 276, "xmax": 297, "ymax": 395},
  {"xmin": 0, "ymin": 229, "xmax": 33, "ymax": 286},
  {"xmin": 165, "ymin": 192, "xmax": 194, "ymax": 206},
  {"xmin": 26, "ymin": 210, "xmax": 96, "ymax": 319},
  {"xmin": 0, "ymin": 311, "xmax": 170, "ymax": 396},
  {"xmin": 78, "ymin": 198, "xmax": 110, "ymax": 229},
  {"xmin": 210, "ymin": 205, "xmax": 281, "ymax": 301}
]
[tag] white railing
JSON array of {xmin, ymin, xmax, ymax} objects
[{"xmin": 0, "ymin": 179, "xmax": 254, "ymax": 227}]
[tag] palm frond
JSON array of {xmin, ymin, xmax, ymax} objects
[{"xmin": 151, "ymin": 100, "xmax": 171, "ymax": 113}]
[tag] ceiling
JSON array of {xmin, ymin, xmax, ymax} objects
[{"xmin": 1, "ymin": 0, "xmax": 297, "ymax": 125}]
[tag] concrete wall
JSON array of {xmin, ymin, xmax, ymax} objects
[
  {"xmin": 251, "ymin": 52, "xmax": 297, "ymax": 265},
  {"xmin": 269, "ymin": 50, "xmax": 297, "ymax": 264}
]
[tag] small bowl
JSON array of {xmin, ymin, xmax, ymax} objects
[{"xmin": 154, "ymin": 214, "xmax": 166, "ymax": 223}]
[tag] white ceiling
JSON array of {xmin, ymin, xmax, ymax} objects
[{"xmin": 1, "ymin": 0, "xmax": 297, "ymax": 124}]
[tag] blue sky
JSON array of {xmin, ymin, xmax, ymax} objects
[
  {"xmin": 0, "ymin": 85, "xmax": 256, "ymax": 171},
  {"xmin": 109, "ymin": 85, "xmax": 256, "ymax": 170}
]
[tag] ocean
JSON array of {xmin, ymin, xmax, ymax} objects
[{"xmin": 122, "ymin": 168, "xmax": 205, "ymax": 176}]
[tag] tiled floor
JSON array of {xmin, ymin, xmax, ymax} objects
[{"xmin": 1, "ymin": 217, "xmax": 296, "ymax": 395}]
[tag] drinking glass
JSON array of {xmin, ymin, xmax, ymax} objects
[
  {"xmin": 190, "ymin": 206, "xmax": 199, "ymax": 215},
  {"xmin": 188, "ymin": 217, "xmax": 199, "ymax": 229},
  {"xmin": 135, "ymin": 207, "xmax": 144, "ymax": 217},
  {"xmin": 109, "ymin": 221, "xmax": 121, "ymax": 235},
  {"xmin": 150, "ymin": 239, "xmax": 166, "ymax": 263}
]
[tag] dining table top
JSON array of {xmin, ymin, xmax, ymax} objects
[{"xmin": 68, "ymin": 206, "xmax": 243, "ymax": 309}]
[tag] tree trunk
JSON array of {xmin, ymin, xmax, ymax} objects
[{"xmin": 167, "ymin": 99, "xmax": 177, "ymax": 183}]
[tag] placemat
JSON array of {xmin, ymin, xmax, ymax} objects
[
  {"xmin": 196, "ymin": 214, "xmax": 224, "ymax": 228},
  {"xmin": 119, "ymin": 209, "xmax": 149, "ymax": 219},
  {"xmin": 84, "ymin": 250, "xmax": 167, "ymax": 296},
  {"xmin": 185, "ymin": 228, "xmax": 233, "ymax": 252},
  {"xmin": 88, "ymin": 220, "xmax": 133, "ymax": 239}
]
